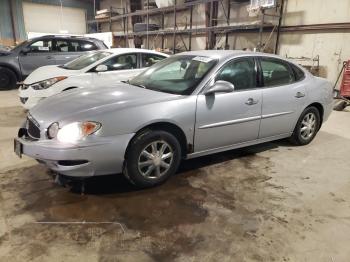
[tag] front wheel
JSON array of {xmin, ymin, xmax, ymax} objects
[
  {"xmin": 124, "ymin": 130, "xmax": 181, "ymax": 188},
  {"xmin": 290, "ymin": 106, "xmax": 321, "ymax": 145},
  {"xmin": 0, "ymin": 67, "xmax": 17, "ymax": 90}
]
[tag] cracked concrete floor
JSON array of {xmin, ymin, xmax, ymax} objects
[{"xmin": 0, "ymin": 90, "xmax": 350, "ymax": 262}]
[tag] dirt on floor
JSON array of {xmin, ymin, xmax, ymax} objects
[{"xmin": 0, "ymin": 91, "xmax": 350, "ymax": 262}]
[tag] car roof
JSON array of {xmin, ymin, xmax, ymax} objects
[
  {"xmin": 105, "ymin": 48, "xmax": 169, "ymax": 56},
  {"xmin": 177, "ymin": 50, "xmax": 285, "ymax": 61},
  {"xmin": 29, "ymin": 35, "xmax": 102, "ymax": 42}
]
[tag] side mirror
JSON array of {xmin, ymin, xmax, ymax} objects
[
  {"xmin": 180, "ymin": 61, "xmax": 188, "ymax": 70},
  {"xmin": 204, "ymin": 80, "xmax": 235, "ymax": 95},
  {"xmin": 95, "ymin": 64, "xmax": 108, "ymax": 72},
  {"xmin": 21, "ymin": 47, "xmax": 31, "ymax": 55}
]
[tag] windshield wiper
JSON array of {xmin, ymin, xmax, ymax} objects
[{"xmin": 122, "ymin": 80, "xmax": 146, "ymax": 89}]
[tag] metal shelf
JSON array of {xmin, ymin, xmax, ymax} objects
[
  {"xmin": 88, "ymin": 0, "xmax": 219, "ymax": 24},
  {"xmin": 113, "ymin": 23, "xmax": 274, "ymax": 37},
  {"xmin": 87, "ymin": 0, "xmax": 284, "ymax": 54}
]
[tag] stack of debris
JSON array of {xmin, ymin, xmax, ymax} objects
[
  {"xmin": 144, "ymin": 0, "xmax": 158, "ymax": 10},
  {"xmin": 134, "ymin": 23, "xmax": 160, "ymax": 32},
  {"xmin": 95, "ymin": 8, "xmax": 119, "ymax": 20}
]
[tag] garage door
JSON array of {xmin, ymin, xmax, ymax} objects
[{"xmin": 22, "ymin": 2, "xmax": 86, "ymax": 35}]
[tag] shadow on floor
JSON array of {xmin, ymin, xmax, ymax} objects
[{"xmin": 66, "ymin": 139, "xmax": 289, "ymax": 195}]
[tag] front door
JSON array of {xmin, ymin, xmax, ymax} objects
[
  {"xmin": 258, "ymin": 57, "xmax": 308, "ymax": 138},
  {"xmin": 194, "ymin": 57, "xmax": 262, "ymax": 152},
  {"xmin": 19, "ymin": 39, "xmax": 56, "ymax": 77}
]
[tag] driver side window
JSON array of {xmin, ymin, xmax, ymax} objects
[
  {"xmin": 28, "ymin": 40, "xmax": 53, "ymax": 53},
  {"xmin": 216, "ymin": 57, "xmax": 257, "ymax": 91},
  {"xmin": 102, "ymin": 53, "xmax": 137, "ymax": 71}
]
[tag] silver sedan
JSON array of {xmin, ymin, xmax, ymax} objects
[{"xmin": 15, "ymin": 50, "xmax": 333, "ymax": 187}]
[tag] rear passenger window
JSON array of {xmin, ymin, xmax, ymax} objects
[
  {"xmin": 260, "ymin": 58, "xmax": 294, "ymax": 87},
  {"xmin": 141, "ymin": 53, "xmax": 167, "ymax": 67},
  {"xmin": 79, "ymin": 41, "xmax": 97, "ymax": 51},
  {"xmin": 216, "ymin": 57, "xmax": 256, "ymax": 91},
  {"xmin": 290, "ymin": 64, "xmax": 305, "ymax": 81}
]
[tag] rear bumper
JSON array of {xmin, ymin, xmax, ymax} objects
[{"xmin": 17, "ymin": 133, "xmax": 134, "ymax": 177}]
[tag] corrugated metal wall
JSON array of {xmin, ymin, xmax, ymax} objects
[
  {"xmin": 0, "ymin": 0, "xmax": 26, "ymax": 46},
  {"xmin": 0, "ymin": 0, "xmax": 93, "ymax": 46}
]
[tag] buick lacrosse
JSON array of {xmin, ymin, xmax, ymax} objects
[{"xmin": 15, "ymin": 50, "xmax": 333, "ymax": 187}]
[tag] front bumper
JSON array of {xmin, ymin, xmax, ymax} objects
[
  {"xmin": 16, "ymin": 133, "xmax": 134, "ymax": 177},
  {"xmin": 19, "ymin": 84, "xmax": 57, "ymax": 109}
]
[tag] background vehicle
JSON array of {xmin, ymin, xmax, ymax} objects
[
  {"xmin": 0, "ymin": 35, "xmax": 107, "ymax": 90},
  {"xmin": 18, "ymin": 48, "xmax": 168, "ymax": 109},
  {"xmin": 15, "ymin": 51, "xmax": 333, "ymax": 188}
]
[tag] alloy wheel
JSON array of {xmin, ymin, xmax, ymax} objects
[
  {"xmin": 138, "ymin": 140, "xmax": 174, "ymax": 179},
  {"xmin": 300, "ymin": 112, "xmax": 316, "ymax": 140}
]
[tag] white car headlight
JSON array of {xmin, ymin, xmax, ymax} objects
[
  {"xmin": 54, "ymin": 121, "xmax": 101, "ymax": 143},
  {"xmin": 31, "ymin": 76, "xmax": 67, "ymax": 90}
]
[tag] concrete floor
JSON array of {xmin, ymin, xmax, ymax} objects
[{"xmin": 0, "ymin": 90, "xmax": 350, "ymax": 262}]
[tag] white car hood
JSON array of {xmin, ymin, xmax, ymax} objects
[{"xmin": 24, "ymin": 65, "xmax": 82, "ymax": 85}]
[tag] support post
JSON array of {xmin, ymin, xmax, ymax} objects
[
  {"xmin": 189, "ymin": 5, "xmax": 193, "ymax": 51},
  {"xmin": 225, "ymin": 0, "xmax": 231, "ymax": 49},
  {"xmin": 208, "ymin": 0, "xmax": 214, "ymax": 49},
  {"xmin": 161, "ymin": 12, "xmax": 165, "ymax": 49},
  {"xmin": 172, "ymin": 0, "xmax": 177, "ymax": 54},
  {"xmin": 274, "ymin": 0, "xmax": 284, "ymax": 54},
  {"xmin": 8, "ymin": 0, "xmax": 18, "ymax": 44},
  {"xmin": 146, "ymin": 0, "xmax": 149, "ymax": 49},
  {"xmin": 258, "ymin": 8, "xmax": 265, "ymax": 51},
  {"xmin": 109, "ymin": 6, "xmax": 112, "ymax": 32}
]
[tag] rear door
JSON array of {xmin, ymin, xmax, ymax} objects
[
  {"xmin": 18, "ymin": 38, "xmax": 56, "ymax": 76},
  {"xmin": 52, "ymin": 39, "xmax": 98, "ymax": 65},
  {"xmin": 91, "ymin": 53, "xmax": 140, "ymax": 85},
  {"xmin": 258, "ymin": 57, "xmax": 308, "ymax": 138}
]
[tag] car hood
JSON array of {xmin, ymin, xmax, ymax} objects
[
  {"xmin": 0, "ymin": 49, "xmax": 11, "ymax": 56},
  {"xmin": 29, "ymin": 83, "xmax": 181, "ymax": 124},
  {"xmin": 24, "ymin": 65, "xmax": 81, "ymax": 84}
]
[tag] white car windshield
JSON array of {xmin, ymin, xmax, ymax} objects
[
  {"xmin": 62, "ymin": 51, "xmax": 112, "ymax": 70},
  {"xmin": 129, "ymin": 55, "xmax": 218, "ymax": 95}
]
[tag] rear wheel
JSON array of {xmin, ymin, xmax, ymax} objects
[
  {"xmin": 0, "ymin": 67, "xmax": 17, "ymax": 90},
  {"xmin": 124, "ymin": 130, "xmax": 181, "ymax": 188},
  {"xmin": 290, "ymin": 106, "xmax": 320, "ymax": 145}
]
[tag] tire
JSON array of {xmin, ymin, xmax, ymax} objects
[
  {"xmin": 290, "ymin": 106, "xmax": 321, "ymax": 146},
  {"xmin": 0, "ymin": 67, "xmax": 17, "ymax": 90},
  {"xmin": 124, "ymin": 129, "xmax": 181, "ymax": 188}
]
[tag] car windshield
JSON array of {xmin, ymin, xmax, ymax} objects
[
  {"xmin": 11, "ymin": 40, "xmax": 29, "ymax": 51},
  {"xmin": 62, "ymin": 51, "xmax": 112, "ymax": 70},
  {"xmin": 129, "ymin": 55, "xmax": 218, "ymax": 95}
]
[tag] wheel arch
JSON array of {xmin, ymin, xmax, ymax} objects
[
  {"xmin": 0, "ymin": 64, "xmax": 20, "ymax": 80},
  {"xmin": 62, "ymin": 86, "xmax": 78, "ymax": 92},
  {"xmin": 126, "ymin": 121, "xmax": 190, "ymax": 159},
  {"xmin": 307, "ymin": 102, "xmax": 324, "ymax": 128}
]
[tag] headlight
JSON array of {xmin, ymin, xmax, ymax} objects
[
  {"xmin": 31, "ymin": 76, "xmax": 67, "ymax": 90},
  {"xmin": 56, "ymin": 121, "xmax": 101, "ymax": 143}
]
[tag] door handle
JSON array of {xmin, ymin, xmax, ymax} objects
[
  {"xmin": 245, "ymin": 98, "xmax": 259, "ymax": 105},
  {"xmin": 295, "ymin": 92, "xmax": 305, "ymax": 98},
  {"xmin": 46, "ymin": 55, "xmax": 53, "ymax": 59}
]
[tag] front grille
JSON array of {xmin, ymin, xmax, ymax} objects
[
  {"xmin": 26, "ymin": 115, "xmax": 40, "ymax": 140},
  {"xmin": 20, "ymin": 97, "xmax": 28, "ymax": 104}
]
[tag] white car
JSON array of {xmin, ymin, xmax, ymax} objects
[{"xmin": 18, "ymin": 48, "xmax": 169, "ymax": 109}]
